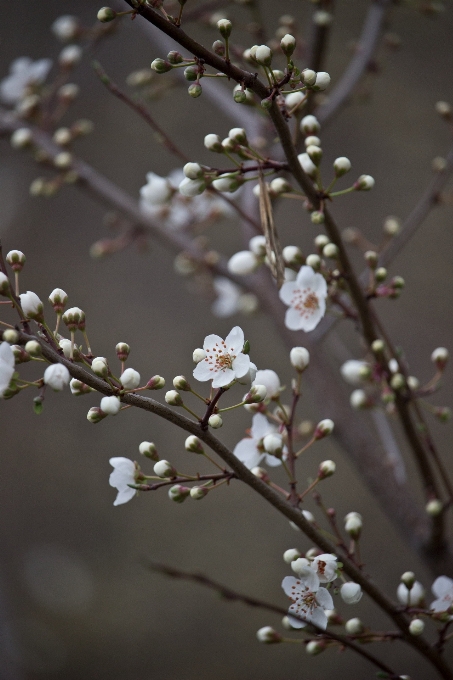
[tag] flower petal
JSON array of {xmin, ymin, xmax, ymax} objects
[
  {"xmin": 224, "ymin": 326, "xmax": 244, "ymax": 354},
  {"xmin": 113, "ymin": 487, "xmax": 137, "ymax": 506},
  {"xmin": 279, "ymin": 281, "xmax": 298, "ymax": 306},
  {"xmin": 285, "ymin": 306, "xmax": 305, "ymax": 330},
  {"xmin": 203, "ymin": 334, "xmax": 224, "ymax": 352},
  {"xmin": 232, "ymin": 352, "xmax": 250, "ymax": 379},
  {"xmin": 250, "ymin": 413, "xmax": 274, "ymax": 439},
  {"xmin": 233, "ymin": 438, "xmax": 262, "ymax": 469},
  {"xmin": 281, "ymin": 576, "xmax": 299, "ymax": 598},
  {"xmin": 309, "ymin": 606, "xmax": 328, "ymax": 630},
  {"xmin": 212, "ymin": 367, "xmax": 236, "ymax": 388},
  {"xmin": 193, "ymin": 359, "xmax": 215, "ymax": 382},
  {"xmin": 432, "ymin": 576, "xmax": 453, "ymax": 598},
  {"xmin": 315, "ymin": 587, "xmax": 334, "ymax": 610}
]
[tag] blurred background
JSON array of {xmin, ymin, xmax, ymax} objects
[{"xmin": 0, "ymin": 1, "xmax": 453, "ymax": 678}]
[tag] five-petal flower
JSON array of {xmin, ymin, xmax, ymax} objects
[
  {"xmin": 279, "ymin": 265, "xmax": 327, "ymax": 332},
  {"xmin": 282, "ymin": 567, "xmax": 333, "ymax": 629},
  {"xmin": 431, "ymin": 576, "xmax": 453, "ymax": 613},
  {"xmin": 193, "ymin": 326, "xmax": 250, "ymax": 388}
]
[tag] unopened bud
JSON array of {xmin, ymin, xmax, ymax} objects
[
  {"xmin": 92, "ymin": 357, "xmax": 108, "ymax": 378},
  {"xmin": 306, "ymin": 640, "xmax": 325, "ymax": 655},
  {"xmin": 290, "ymin": 346, "xmax": 310, "ymax": 372},
  {"xmin": 173, "ymin": 375, "xmax": 191, "ymax": 391},
  {"xmin": 426, "ymin": 499, "xmax": 443, "ymax": 516},
  {"xmin": 97, "ymin": 7, "xmax": 117, "ymax": 22},
  {"xmin": 115, "ymin": 342, "xmax": 130, "ymax": 361},
  {"xmin": 280, "ymin": 33, "xmax": 296, "ymax": 56},
  {"xmin": 345, "ymin": 511, "xmax": 362, "ymax": 539},
  {"xmin": 139, "ymin": 441, "xmax": 159, "ymax": 460},
  {"xmin": 87, "ymin": 406, "xmax": 107, "ymax": 423},
  {"xmin": 300, "ymin": 114, "xmax": 320, "ymax": 135},
  {"xmin": 333, "ymin": 157, "xmax": 351, "ymax": 177},
  {"xmin": 147, "ymin": 375, "xmax": 165, "ymax": 390},
  {"xmin": 318, "ymin": 459, "xmax": 336, "ymax": 478},
  {"xmin": 401, "ymin": 571, "xmax": 416, "ymax": 588},
  {"xmin": 165, "ymin": 390, "xmax": 183, "ymax": 406},
  {"xmin": 375, "ymin": 267, "xmax": 387, "ymax": 283},
  {"xmin": 193, "ymin": 348, "xmax": 207, "ymax": 364},
  {"xmin": 305, "ymin": 254, "xmax": 321, "ymax": 270},
  {"xmin": 62, "ymin": 306, "xmax": 85, "ymax": 331},
  {"xmin": 390, "ymin": 373, "xmax": 406, "ymax": 390},
  {"xmin": 314, "ymin": 418, "xmax": 334, "ymax": 439},
  {"xmin": 25, "ymin": 340, "xmax": 41, "ymax": 357},
  {"xmin": 208, "ymin": 414, "xmax": 223, "ymax": 429},
  {"xmin": 190, "ymin": 486, "xmax": 209, "ymax": 500},
  {"xmin": 185, "ymin": 435, "xmax": 204, "ymax": 454},
  {"xmin": 154, "ymin": 460, "xmax": 176, "ymax": 478},
  {"xmin": 69, "ymin": 378, "xmax": 92, "ymax": 396},
  {"xmin": 301, "ymin": 69, "xmax": 317, "ymax": 87},
  {"xmin": 188, "ymin": 83, "xmax": 202, "ymax": 98},
  {"xmin": 2, "ymin": 329, "xmax": 18, "ymax": 344},
  {"xmin": 0, "ymin": 272, "xmax": 10, "ymax": 295},
  {"xmin": 168, "ymin": 485, "xmax": 190, "ymax": 503},
  {"xmin": 354, "ymin": 174, "xmax": 375, "ymax": 191},
  {"xmin": 256, "ymin": 626, "xmax": 282, "ymax": 644},
  {"xmin": 383, "ymin": 215, "xmax": 401, "ymax": 236},
  {"xmin": 345, "ymin": 617, "xmax": 364, "ymax": 634},
  {"xmin": 283, "ymin": 548, "xmax": 301, "ymax": 563},
  {"xmin": 244, "ymin": 384, "xmax": 267, "ymax": 404},
  {"xmin": 364, "ymin": 250, "xmax": 378, "ymax": 268},
  {"xmin": 431, "ymin": 347, "xmax": 448, "ymax": 370},
  {"xmin": 48, "ymin": 288, "xmax": 68, "ymax": 312},
  {"xmin": 11, "ymin": 128, "xmax": 32, "ymax": 149},
  {"xmin": 323, "ymin": 243, "xmax": 338, "ymax": 258},
  {"xmin": 251, "ymin": 466, "xmax": 269, "ymax": 482},
  {"xmin": 409, "ymin": 619, "xmax": 425, "ymax": 636},
  {"xmin": 151, "ymin": 58, "xmax": 172, "ymax": 74},
  {"xmin": 371, "ymin": 339, "xmax": 385, "ymax": 354},
  {"xmin": 263, "ymin": 433, "xmax": 283, "ymax": 457}
]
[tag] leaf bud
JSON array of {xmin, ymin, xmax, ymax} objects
[
  {"xmin": 314, "ymin": 418, "xmax": 334, "ymax": 439},
  {"xmin": 256, "ymin": 627, "xmax": 282, "ymax": 644},
  {"xmin": 165, "ymin": 390, "xmax": 183, "ymax": 406},
  {"xmin": 97, "ymin": 7, "xmax": 117, "ymax": 22},
  {"xmin": 154, "ymin": 460, "xmax": 176, "ymax": 478},
  {"xmin": 208, "ymin": 414, "xmax": 223, "ymax": 429},
  {"xmin": 87, "ymin": 406, "xmax": 108, "ymax": 423},
  {"xmin": 92, "ymin": 357, "xmax": 109, "ymax": 378},
  {"xmin": 146, "ymin": 375, "xmax": 165, "ymax": 390},
  {"xmin": 190, "ymin": 486, "xmax": 209, "ymax": 499},
  {"xmin": 168, "ymin": 485, "xmax": 190, "ymax": 503},
  {"xmin": 217, "ymin": 18, "xmax": 232, "ymax": 38},
  {"xmin": 290, "ymin": 346, "xmax": 310, "ymax": 372},
  {"xmin": 318, "ymin": 459, "xmax": 336, "ymax": 479},
  {"xmin": 151, "ymin": 58, "xmax": 173, "ymax": 74}
]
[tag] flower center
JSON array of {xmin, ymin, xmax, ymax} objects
[
  {"xmin": 290, "ymin": 287, "xmax": 319, "ymax": 319},
  {"xmin": 205, "ymin": 341, "xmax": 235, "ymax": 373},
  {"xmin": 289, "ymin": 580, "xmax": 317, "ymax": 618}
]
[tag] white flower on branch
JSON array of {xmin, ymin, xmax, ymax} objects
[
  {"xmin": 279, "ymin": 266, "xmax": 327, "ymax": 332},
  {"xmin": 0, "ymin": 57, "xmax": 52, "ymax": 105},
  {"xmin": 233, "ymin": 413, "xmax": 283, "ymax": 469},
  {"xmin": 43, "ymin": 363, "xmax": 70, "ymax": 391},
  {"xmin": 109, "ymin": 457, "xmax": 138, "ymax": 506},
  {"xmin": 281, "ymin": 568, "xmax": 333, "ymax": 629},
  {"xmin": 193, "ymin": 326, "xmax": 250, "ymax": 388},
  {"xmin": 0, "ymin": 342, "xmax": 15, "ymax": 397},
  {"xmin": 397, "ymin": 580, "xmax": 425, "ymax": 606},
  {"xmin": 430, "ymin": 576, "xmax": 453, "ymax": 613},
  {"xmin": 311, "ymin": 554, "xmax": 338, "ymax": 583}
]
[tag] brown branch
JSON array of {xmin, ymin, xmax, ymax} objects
[
  {"xmin": 8, "ymin": 327, "xmax": 453, "ymax": 679},
  {"xmin": 145, "ymin": 561, "xmax": 401, "ymax": 678},
  {"xmin": 92, "ymin": 60, "xmax": 189, "ymax": 163}
]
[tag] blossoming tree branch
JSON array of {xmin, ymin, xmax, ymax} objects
[{"xmin": 0, "ymin": 1, "xmax": 453, "ymax": 678}]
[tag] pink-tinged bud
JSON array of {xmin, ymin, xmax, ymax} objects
[
  {"xmin": 146, "ymin": 375, "xmax": 165, "ymax": 390},
  {"xmin": 168, "ymin": 485, "xmax": 190, "ymax": 503},
  {"xmin": 314, "ymin": 418, "xmax": 334, "ymax": 440},
  {"xmin": 244, "ymin": 384, "xmax": 267, "ymax": 404},
  {"xmin": 70, "ymin": 378, "xmax": 92, "ymax": 396},
  {"xmin": 6, "ymin": 250, "xmax": 26, "ymax": 272},
  {"xmin": 190, "ymin": 486, "xmax": 209, "ymax": 500},
  {"xmin": 87, "ymin": 406, "xmax": 108, "ymax": 423},
  {"xmin": 354, "ymin": 175, "xmax": 375, "ymax": 191},
  {"xmin": 251, "ymin": 466, "xmax": 270, "ymax": 482},
  {"xmin": 11, "ymin": 345, "xmax": 31, "ymax": 363},
  {"xmin": 115, "ymin": 342, "xmax": 130, "ymax": 361},
  {"xmin": 256, "ymin": 627, "xmax": 282, "ymax": 644},
  {"xmin": 306, "ymin": 640, "xmax": 325, "ymax": 655},
  {"xmin": 62, "ymin": 306, "xmax": 85, "ymax": 331},
  {"xmin": 318, "ymin": 459, "xmax": 336, "ymax": 479}
]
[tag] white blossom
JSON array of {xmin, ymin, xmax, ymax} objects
[
  {"xmin": 281, "ymin": 568, "xmax": 333, "ymax": 629},
  {"xmin": 120, "ymin": 368, "xmax": 140, "ymax": 390},
  {"xmin": 193, "ymin": 326, "xmax": 250, "ymax": 388},
  {"xmin": 0, "ymin": 342, "xmax": 15, "ymax": 397},
  {"xmin": 252, "ymin": 369, "xmax": 281, "ymax": 399},
  {"xmin": 0, "ymin": 57, "xmax": 52, "ymax": 105},
  {"xmin": 311, "ymin": 554, "xmax": 338, "ymax": 583},
  {"xmin": 212, "ymin": 277, "xmax": 241, "ymax": 317},
  {"xmin": 43, "ymin": 363, "xmax": 70, "ymax": 391},
  {"xmin": 279, "ymin": 266, "xmax": 327, "ymax": 332},
  {"xmin": 140, "ymin": 172, "xmax": 173, "ymax": 205},
  {"xmin": 397, "ymin": 580, "xmax": 425, "ymax": 605},
  {"xmin": 430, "ymin": 576, "xmax": 453, "ymax": 612},
  {"xmin": 233, "ymin": 413, "xmax": 282, "ymax": 469},
  {"xmin": 109, "ymin": 457, "xmax": 137, "ymax": 506}
]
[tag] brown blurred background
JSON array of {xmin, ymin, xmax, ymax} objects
[{"xmin": 0, "ymin": 1, "xmax": 453, "ymax": 678}]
